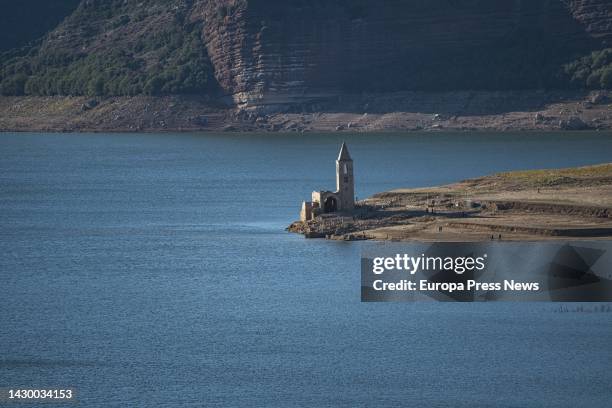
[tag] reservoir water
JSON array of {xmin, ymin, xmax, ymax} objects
[{"xmin": 1, "ymin": 131, "xmax": 612, "ymax": 407}]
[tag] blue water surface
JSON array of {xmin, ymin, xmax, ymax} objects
[{"xmin": 1, "ymin": 131, "xmax": 612, "ymax": 407}]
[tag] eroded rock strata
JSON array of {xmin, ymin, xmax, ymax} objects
[
  {"xmin": 2, "ymin": 0, "xmax": 612, "ymax": 131},
  {"xmin": 198, "ymin": 0, "xmax": 612, "ymax": 111}
]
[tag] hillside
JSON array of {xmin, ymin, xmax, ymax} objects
[
  {"xmin": 203, "ymin": 0, "xmax": 612, "ymax": 110},
  {"xmin": 0, "ymin": 0, "xmax": 216, "ymax": 97},
  {"xmin": 2, "ymin": 2, "xmax": 612, "ymax": 97},
  {"xmin": 1, "ymin": 0, "xmax": 612, "ymax": 131}
]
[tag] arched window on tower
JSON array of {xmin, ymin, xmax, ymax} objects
[{"xmin": 343, "ymin": 163, "xmax": 348, "ymax": 174}]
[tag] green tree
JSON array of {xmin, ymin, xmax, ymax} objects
[
  {"xmin": 601, "ymin": 67, "xmax": 612, "ymax": 89},
  {"xmin": 87, "ymin": 76, "xmax": 105, "ymax": 96}
]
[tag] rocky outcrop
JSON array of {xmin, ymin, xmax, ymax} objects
[
  {"xmin": 197, "ymin": 0, "xmax": 612, "ymax": 112},
  {"xmin": 567, "ymin": 0, "xmax": 612, "ymax": 42},
  {"xmin": 3, "ymin": 0, "xmax": 612, "ymax": 113},
  {"xmin": 489, "ymin": 200, "xmax": 610, "ymax": 218}
]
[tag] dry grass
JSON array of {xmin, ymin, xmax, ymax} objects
[
  {"xmin": 462, "ymin": 162, "xmax": 612, "ymax": 191},
  {"xmin": 496, "ymin": 162, "xmax": 612, "ymax": 180}
]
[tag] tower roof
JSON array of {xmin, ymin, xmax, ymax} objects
[{"xmin": 337, "ymin": 142, "xmax": 352, "ymax": 161}]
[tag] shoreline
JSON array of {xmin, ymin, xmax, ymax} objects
[
  {"xmin": 1, "ymin": 90, "xmax": 611, "ymax": 133},
  {"xmin": 288, "ymin": 163, "xmax": 612, "ymax": 242},
  {"xmin": 2, "ymin": 128, "xmax": 612, "ymax": 135}
]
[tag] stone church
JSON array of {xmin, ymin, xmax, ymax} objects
[{"xmin": 300, "ymin": 142, "xmax": 355, "ymax": 221}]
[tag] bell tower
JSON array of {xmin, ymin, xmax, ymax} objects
[{"xmin": 336, "ymin": 142, "xmax": 354, "ymax": 210}]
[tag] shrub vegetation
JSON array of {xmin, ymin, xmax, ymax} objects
[
  {"xmin": 0, "ymin": 0, "xmax": 215, "ymax": 97},
  {"xmin": 563, "ymin": 48, "xmax": 612, "ymax": 89}
]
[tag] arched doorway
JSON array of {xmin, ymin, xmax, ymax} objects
[{"xmin": 324, "ymin": 196, "xmax": 338, "ymax": 213}]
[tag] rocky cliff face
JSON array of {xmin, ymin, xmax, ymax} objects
[
  {"xmin": 198, "ymin": 0, "xmax": 612, "ymax": 111},
  {"xmin": 567, "ymin": 0, "xmax": 612, "ymax": 41},
  {"xmin": 2, "ymin": 0, "xmax": 612, "ymax": 110}
]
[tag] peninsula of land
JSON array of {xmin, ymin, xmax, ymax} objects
[{"xmin": 288, "ymin": 163, "xmax": 612, "ymax": 242}]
